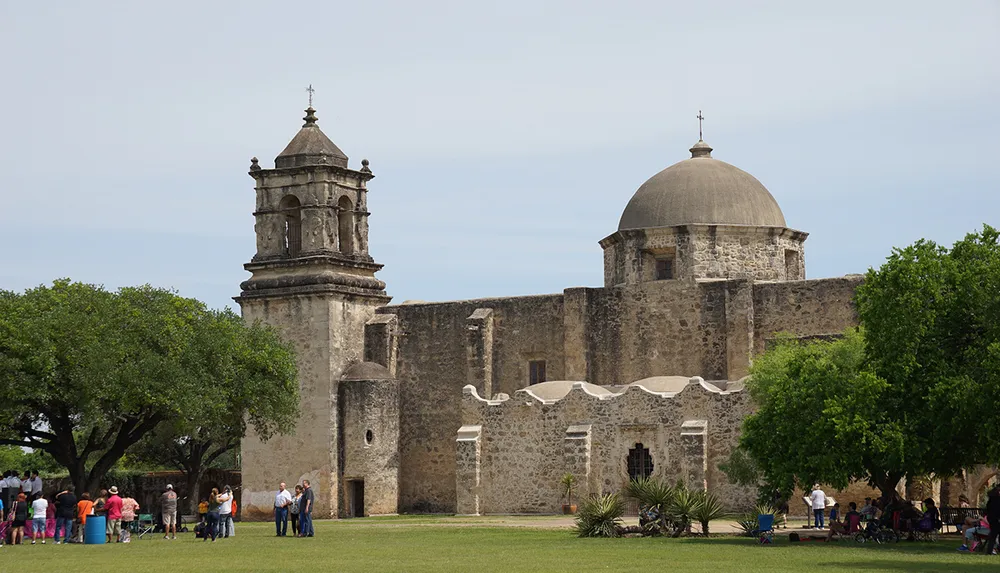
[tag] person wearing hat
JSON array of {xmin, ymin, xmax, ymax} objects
[
  {"xmin": 161, "ymin": 484, "xmax": 178, "ymax": 540},
  {"xmin": 809, "ymin": 484, "xmax": 827, "ymax": 530},
  {"xmin": 104, "ymin": 486, "xmax": 124, "ymax": 543}
]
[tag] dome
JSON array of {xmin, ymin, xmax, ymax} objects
[
  {"xmin": 275, "ymin": 107, "xmax": 349, "ymax": 169},
  {"xmin": 618, "ymin": 140, "xmax": 786, "ymax": 230}
]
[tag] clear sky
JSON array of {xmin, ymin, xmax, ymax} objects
[{"xmin": 2, "ymin": 1, "xmax": 997, "ymax": 310}]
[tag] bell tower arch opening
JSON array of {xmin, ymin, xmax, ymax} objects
[
  {"xmin": 279, "ymin": 194, "xmax": 302, "ymax": 256},
  {"xmin": 338, "ymin": 195, "xmax": 355, "ymax": 255}
]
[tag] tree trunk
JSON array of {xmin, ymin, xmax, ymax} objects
[{"xmin": 185, "ymin": 470, "xmax": 204, "ymax": 515}]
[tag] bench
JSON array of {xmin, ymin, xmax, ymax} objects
[{"xmin": 940, "ymin": 507, "xmax": 984, "ymax": 533}]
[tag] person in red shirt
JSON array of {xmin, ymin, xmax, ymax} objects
[{"xmin": 104, "ymin": 486, "xmax": 124, "ymax": 543}]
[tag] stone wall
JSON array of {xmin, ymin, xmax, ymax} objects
[
  {"xmin": 600, "ymin": 225, "xmax": 807, "ymax": 286},
  {"xmin": 752, "ymin": 276, "xmax": 863, "ymax": 351},
  {"xmin": 377, "ymin": 294, "xmax": 566, "ymax": 513},
  {"xmin": 240, "ymin": 294, "xmax": 378, "ymax": 519},
  {"xmin": 339, "ymin": 378, "xmax": 400, "ymax": 516},
  {"xmin": 458, "ymin": 378, "xmax": 756, "ymax": 514}
]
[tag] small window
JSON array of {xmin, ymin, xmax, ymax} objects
[
  {"xmin": 784, "ymin": 249, "xmax": 800, "ymax": 280},
  {"xmin": 627, "ymin": 443, "xmax": 654, "ymax": 481},
  {"xmin": 364, "ymin": 429, "xmax": 374, "ymax": 446},
  {"xmin": 528, "ymin": 360, "xmax": 546, "ymax": 385},
  {"xmin": 655, "ymin": 258, "xmax": 673, "ymax": 280},
  {"xmin": 279, "ymin": 195, "xmax": 302, "ymax": 256}
]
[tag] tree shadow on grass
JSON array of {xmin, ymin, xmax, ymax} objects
[
  {"xmin": 817, "ymin": 559, "xmax": 997, "ymax": 572},
  {"xmin": 679, "ymin": 536, "xmax": 968, "ymax": 556}
]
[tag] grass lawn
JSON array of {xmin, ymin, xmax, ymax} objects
[{"xmin": 0, "ymin": 517, "xmax": 996, "ymax": 573}]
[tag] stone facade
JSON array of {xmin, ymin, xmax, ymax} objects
[
  {"xmin": 457, "ymin": 378, "xmax": 755, "ymax": 514},
  {"xmin": 236, "ymin": 111, "xmax": 867, "ymax": 518}
]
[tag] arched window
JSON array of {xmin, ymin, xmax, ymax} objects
[
  {"xmin": 279, "ymin": 195, "xmax": 302, "ymax": 256},
  {"xmin": 627, "ymin": 443, "xmax": 654, "ymax": 481},
  {"xmin": 338, "ymin": 195, "xmax": 354, "ymax": 255}
]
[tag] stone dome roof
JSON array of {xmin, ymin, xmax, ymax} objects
[
  {"xmin": 618, "ymin": 140, "xmax": 786, "ymax": 230},
  {"xmin": 275, "ymin": 107, "xmax": 349, "ymax": 169},
  {"xmin": 341, "ymin": 361, "xmax": 393, "ymax": 381}
]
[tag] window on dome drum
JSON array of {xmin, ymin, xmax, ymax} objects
[
  {"xmin": 784, "ymin": 249, "xmax": 801, "ymax": 280},
  {"xmin": 278, "ymin": 195, "xmax": 302, "ymax": 256},
  {"xmin": 655, "ymin": 258, "xmax": 674, "ymax": 280},
  {"xmin": 528, "ymin": 360, "xmax": 546, "ymax": 385},
  {"xmin": 627, "ymin": 443, "xmax": 654, "ymax": 481}
]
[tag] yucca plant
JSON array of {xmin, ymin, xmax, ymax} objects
[
  {"xmin": 736, "ymin": 502, "xmax": 780, "ymax": 536},
  {"xmin": 625, "ymin": 477, "xmax": 675, "ymax": 534},
  {"xmin": 666, "ymin": 484, "xmax": 699, "ymax": 537},
  {"xmin": 691, "ymin": 490, "xmax": 726, "ymax": 535},
  {"xmin": 574, "ymin": 493, "xmax": 625, "ymax": 538}
]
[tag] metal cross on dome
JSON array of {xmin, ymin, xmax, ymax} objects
[
  {"xmin": 306, "ymin": 84, "xmax": 315, "ymax": 107},
  {"xmin": 697, "ymin": 110, "xmax": 705, "ymax": 140}
]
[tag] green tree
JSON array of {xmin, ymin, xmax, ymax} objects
[
  {"xmin": 0, "ymin": 280, "xmax": 298, "ymax": 495},
  {"xmin": 740, "ymin": 225, "xmax": 1000, "ymax": 501},
  {"xmin": 133, "ymin": 308, "xmax": 299, "ymax": 512},
  {"xmin": 740, "ymin": 330, "xmax": 906, "ymax": 498},
  {"xmin": 856, "ymin": 224, "xmax": 1000, "ymax": 474}
]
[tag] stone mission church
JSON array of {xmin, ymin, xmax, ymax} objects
[{"xmin": 235, "ymin": 106, "xmax": 861, "ymax": 519}]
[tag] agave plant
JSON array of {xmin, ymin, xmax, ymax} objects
[
  {"xmin": 691, "ymin": 490, "xmax": 726, "ymax": 535},
  {"xmin": 625, "ymin": 477, "xmax": 676, "ymax": 534},
  {"xmin": 666, "ymin": 484, "xmax": 700, "ymax": 537},
  {"xmin": 575, "ymin": 493, "xmax": 625, "ymax": 538},
  {"xmin": 736, "ymin": 502, "xmax": 780, "ymax": 537}
]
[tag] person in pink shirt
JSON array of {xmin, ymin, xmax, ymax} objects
[
  {"xmin": 104, "ymin": 486, "xmax": 124, "ymax": 543},
  {"xmin": 120, "ymin": 494, "xmax": 140, "ymax": 538}
]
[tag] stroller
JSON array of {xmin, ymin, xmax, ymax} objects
[{"xmin": 855, "ymin": 517, "xmax": 898, "ymax": 544}]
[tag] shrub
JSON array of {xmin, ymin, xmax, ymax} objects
[
  {"xmin": 691, "ymin": 491, "xmax": 726, "ymax": 536},
  {"xmin": 736, "ymin": 502, "xmax": 780, "ymax": 537},
  {"xmin": 575, "ymin": 493, "xmax": 625, "ymax": 538}
]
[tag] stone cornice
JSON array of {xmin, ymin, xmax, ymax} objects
[
  {"xmin": 249, "ymin": 163, "xmax": 374, "ymax": 183},
  {"xmin": 246, "ymin": 252, "xmax": 383, "ymax": 272},
  {"xmin": 599, "ymin": 224, "xmax": 809, "ymax": 248}
]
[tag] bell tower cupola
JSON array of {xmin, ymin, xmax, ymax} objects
[{"xmin": 239, "ymin": 105, "xmax": 387, "ymax": 300}]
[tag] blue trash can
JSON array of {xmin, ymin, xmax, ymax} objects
[{"xmin": 85, "ymin": 516, "xmax": 106, "ymax": 544}]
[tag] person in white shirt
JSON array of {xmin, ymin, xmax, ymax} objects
[
  {"xmin": 20, "ymin": 472, "xmax": 33, "ymax": 499},
  {"xmin": 29, "ymin": 471, "xmax": 42, "ymax": 501},
  {"xmin": 30, "ymin": 495, "xmax": 48, "ymax": 544},
  {"xmin": 810, "ymin": 484, "xmax": 827, "ymax": 529},
  {"xmin": 274, "ymin": 483, "xmax": 293, "ymax": 537},
  {"xmin": 217, "ymin": 486, "xmax": 234, "ymax": 538}
]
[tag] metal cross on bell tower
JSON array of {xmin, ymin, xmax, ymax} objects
[
  {"xmin": 697, "ymin": 110, "xmax": 705, "ymax": 140},
  {"xmin": 306, "ymin": 84, "xmax": 315, "ymax": 107}
]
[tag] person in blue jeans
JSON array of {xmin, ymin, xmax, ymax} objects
[
  {"xmin": 274, "ymin": 482, "xmax": 292, "ymax": 536},
  {"xmin": 54, "ymin": 486, "xmax": 77, "ymax": 544},
  {"xmin": 810, "ymin": 484, "xmax": 827, "ymax": 529},
  {"xmin": 298, "ymin": 480, "xmax": 314, "ymax": 537},
  {"xmin": 204, "ymin": 488, "xmax": 221, "ymax": 542},
  {"xmin": 30, "ymin": 494, "xmax": 48, "ymax": 544}
]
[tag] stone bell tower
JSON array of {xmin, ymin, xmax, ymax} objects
[{"xmin": 235, "ymin": 105, "xmax": 390, "ymax": 519}]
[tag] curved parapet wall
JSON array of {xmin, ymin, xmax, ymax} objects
[{"xmin": 457, "ymin": 376, "xmax": 753, "ymax": 515}]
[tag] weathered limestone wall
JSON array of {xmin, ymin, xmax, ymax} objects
[
  {"xmin": 752, "ymin": 276, "xmax": 863, "ymax": 350},
  {"xmin": 377, "ymin": 294, "xmax": 566, "ymax": 513},
  {"xmin": 601, "ymin": 225, "xmax": 807, "ymax": 286},
  {"xmin": 339, "ymin": 378, "xmax": 400, "ymax": 516},
  {"xmin": 459, "ymin": 379, "xmax": 756, "ymax": 514},
  {"xmin": 240, "ymin": 294, "xmax": 377, "ymax": 519},
  {"xmin": 580, "ymin": 281, "xmax": 730, "ymax": 385}
]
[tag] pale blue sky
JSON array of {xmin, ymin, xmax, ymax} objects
[{"xmin": 1, "ymin": 1, "xmax": 998, "ymax": 309}]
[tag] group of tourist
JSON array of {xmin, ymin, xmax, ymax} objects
[
  {"xmin": 0, "ymin": 483, "xmax": 145, "ymax": 545},
  {"xmin": 272, "ymin": 479, "xmax": 314, "ymax": 538},
  {"xmin": 192, "ymin": 485, "xmax": 239, "ymax": 542}
]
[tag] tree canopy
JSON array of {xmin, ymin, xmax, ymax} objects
[
  {"xmin": 740, "ymin": 225, "xmax": 1000, "ymax": 499},
  {"xmin": 0, "ymin": 280, "xmax": 299, "ymax": 494}
]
